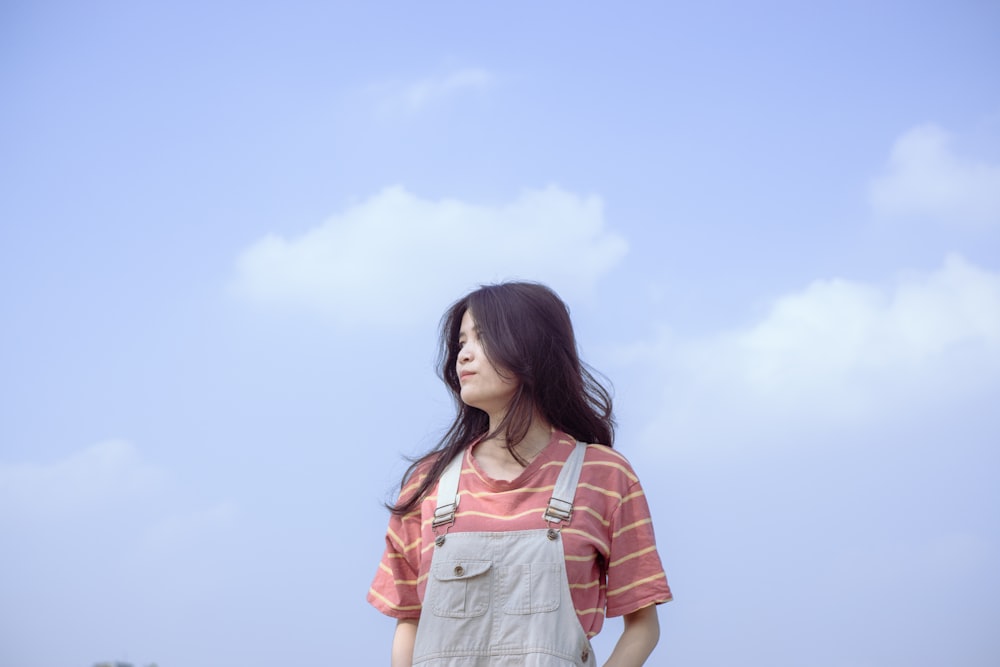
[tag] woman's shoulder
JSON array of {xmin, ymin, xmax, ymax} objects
[
  {"xmin": 580, "ymin": 442, "xmax": 641, "ymax": 485},
  {"xmin": 396, "ymin": 452, "xmax": 440, "ymax": 502},
  {"xmin": 398, "ymin": 445, "xmax": 468, "ymax": 499},
  {"xmin": 554, "ymin": 432, "xmax": 634, "ymax": 467},
  {"xmin": 580, "ymin": 440, "xmax": 633, "ymax": 464}
]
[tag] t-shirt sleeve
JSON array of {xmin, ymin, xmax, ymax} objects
[
  {"xmin": 367, "ymin": 504, "xmax": 424, "ymax": 619},
  {"xmin": 604, "ymin": 474, "xmax": 673, "ymax": 617}
]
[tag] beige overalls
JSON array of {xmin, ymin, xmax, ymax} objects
[{"xmin": 411, "ymin": 441, "xmax": 598, "ymax": 666}]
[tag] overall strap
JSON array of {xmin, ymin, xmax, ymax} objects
[
  {"xmin": 543, "ymin": 441, "xmax": 588, "ymax": 525},
  {"xmin": 432, "ymin": 451, "xmax": 463, "ymax": 530}
]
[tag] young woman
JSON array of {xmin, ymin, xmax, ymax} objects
[{"xmin": 368, "ymin": 282, "xmax": 671, "ymax": 666}]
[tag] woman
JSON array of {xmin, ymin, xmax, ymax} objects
[{"xmin": 368, "ymin": 282, "xmax": 671, "ymax": 666}]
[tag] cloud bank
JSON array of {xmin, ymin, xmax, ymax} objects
[
  {"xmin": 632, "ymin": 254, "xmax": 1000, "ymax": 453},
  {"xmin": 231, "ymin": 185, "xmax": 628, "ymax": 326},
  {"xmin": 871, "ymin": 124, "xmax": 1000, "ymax": 227}
]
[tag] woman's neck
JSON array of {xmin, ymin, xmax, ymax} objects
[{"xmin": 478, "ymin": 413, "xmax": 553, "ymax": 470}]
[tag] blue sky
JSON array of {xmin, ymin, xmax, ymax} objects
[{"xmin": 2, "ymin": 2, "xmax": 999, "ymax": 665}]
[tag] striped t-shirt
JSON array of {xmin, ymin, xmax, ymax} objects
[{"xmin": 367, "ymin": 431, "xmax": 672, "ymax": 637}]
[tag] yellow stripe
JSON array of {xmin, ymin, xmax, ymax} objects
[
  {"xmin": 576, "ymin": 482, "xmax": 623, "ymax": 502},
  {"xmin": 575, "ymin": 504, "xmax": 612, "ymax": 527},
  {"xmin": 464, "ymin": 486, "xmax": 555, "ymax": 499},
  {"xmin": 399, "ymin": 473, "xmax": 429, "ymax": 498},
  {"xmin": 378, "ymin": 561, "xmax": 419, "ymax": 585},
  {"xmin": 564, "ymin": 553, "xmax": 594, "ymax": 562},
  {"xmin": 387, "ymin": 526, "xmax": 421, "ymax": 552},
  {"xmin": 609, "ymin": 545, "xmax": 657, "ymax": 568},
  {"xmin": 613, "ymin": 517, "xmax": 652, "ymax": 539},
  {"xmin": 561, "ymin": 527, "xmax": 609, "ymax": 554},
  {"xmin": 582, "ymin": 458, "xmax": 638, "ymax": 483},
  {"xmin": 585, "ymin": 444, "xmax": 630, "ymax": 464},
  {"xmin": 569, "ymin": 579, "xmax": 600, "ymax": 591},
  {"xmin": 607, "ymin": 572, "xmax": 666, "ymax": 598},
  {"xmin": 420, "ymin": 506, "xmax": 548, "ymax": 530},
  {"xmin": 390, "ymin": 530, "xmax": 422, "ymax": 553},
  {"xmin": 621, "ymin": 488, "xmax": 646, "ymax": 504},
  {"xmin": 457, "ymin": 508, "xmax": 547, "ymax": 522},
  {"xmin": 367, "ymin": 587, "xmax": 422, "ymax": 612},
  {"xmin": 574, "ymin": 606, "xmax": 606, "ymax": 617}
]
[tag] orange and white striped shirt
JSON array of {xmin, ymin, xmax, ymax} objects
[{"xmin": 367, "ymin": 431, "xmax": 672, "ymax": 638}]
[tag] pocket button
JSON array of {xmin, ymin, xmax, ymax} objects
[{"xmin": 454, "ymin": 564, "xmax": 465, "ymax": 577}]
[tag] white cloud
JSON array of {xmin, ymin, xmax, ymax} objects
[
  {"xmin": 0, "ymin": 440, "xmax": 164, "ymax": 519},
  {"xmin": 231, "ymin": 185, "xmax": 628, "ymax": 326},
  {"xmin": 722, "ymin": 253, "xmax": 999, "ymax": 393},
  {"xmin": 630, "ymin": 254, "xmax": 1000, "ymax": 452},
  {"xmin": 870, "ymin": 124, "xmax": 1000, "ymax": 226},
  {"xmin": 368, "ymin": 67, "xmax": 495, "ymax": 114}
]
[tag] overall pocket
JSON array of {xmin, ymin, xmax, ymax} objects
[
  {"xmin": 500, "ymin": 561, "xmax": 562, "ymax": 614},
  {"xmin": 428, "ymin": 559, "xmax": 493, "ymax": 618}
]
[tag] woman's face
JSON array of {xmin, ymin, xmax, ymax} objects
[{"xmin": 456, "ymin": 310, "xmax": 518, "ymax": 415}]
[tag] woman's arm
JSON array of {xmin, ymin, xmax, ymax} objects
[
  {"xmin": 602, "ymin": 604, "xmax": 660, "ymax": 667},
  {"xmin": 391, "ymin": 618, "xmax": 418, "ymax": 667}
]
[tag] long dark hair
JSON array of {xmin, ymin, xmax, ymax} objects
[{"xmin": 388, "ymin": 281, "xmax": 614, "ymax": 515}]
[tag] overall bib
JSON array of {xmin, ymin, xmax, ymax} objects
[{"xmin": 411, "ymin": 442, "xmax": 597, "ymax": 667}]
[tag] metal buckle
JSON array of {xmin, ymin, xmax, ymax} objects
[
  {"xmin": 432, "ymin": 502, "xmax": 458, "ymax": 529},
  {"xmin": 543, "ymin": 497, "xmax": 573, "ymax": 524},
  {"xmin": 543, "ymin": 497, "xmax": 573, "ymax": 523}
]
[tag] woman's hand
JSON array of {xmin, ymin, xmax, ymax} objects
[
  {"xmin": 391, "ymin": 618, "xmax": 418, "ymax": 667},
  {"xmin": 602, "ymin": 604, "xmax": 660, "ymax": 667}
]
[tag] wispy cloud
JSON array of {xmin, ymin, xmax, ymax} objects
[
  {"xmin": 0, "ymin": 440, "xmax": 164, "ymax": 519},
  {"xmin": 368, "ymin": 67, "xmax": 495, "ymax": 115},
  {"xmin": 870, "ymin": 124, "xmax": 1000, "ymax": 227},
  {"xmin": 230, "ymin": 185, "xmax": 628, "ymax": 326}
]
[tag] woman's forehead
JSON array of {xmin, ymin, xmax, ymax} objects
[{"xmin": 459, "ymin": 309, "xmax": 478, "ymax": 332}]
